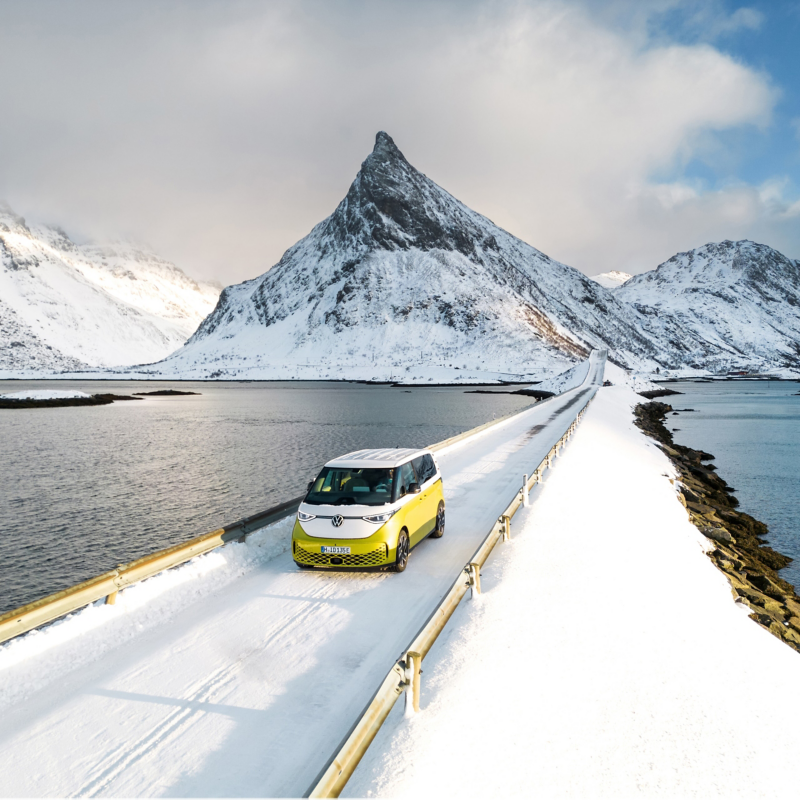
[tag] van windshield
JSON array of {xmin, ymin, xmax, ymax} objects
[{"xmin": 305, "ymin": 467, "xmax": 395, "ymax": 507}]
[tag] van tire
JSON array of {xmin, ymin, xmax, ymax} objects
[
  {"xmin": 430, "ymin": 502, "xmax": 445, "ymax": 538},
  {"xmin": 390, "ymin": 529, "xmax": 410, "ymax": 573}
]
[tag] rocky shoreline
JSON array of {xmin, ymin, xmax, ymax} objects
[{"xmin": 635, "ymin": 401, "xmax": 800, "ymax": 652}]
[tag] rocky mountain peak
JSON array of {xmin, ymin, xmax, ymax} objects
[
  {"xmin": 317, "ymin": 132, "xmax": 497, "ymax": 258},
  {"xmin": 369, "ymin": 131, "xmax": 407, "ymax": 166}
]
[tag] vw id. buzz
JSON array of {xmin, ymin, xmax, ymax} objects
[{"xmin": 292, "ymin": 448, "xmax": 445, "ymax": 572}]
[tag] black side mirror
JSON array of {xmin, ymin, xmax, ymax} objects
[
  {"xmin": 408, "ymin": 482, "xmax": 421, "ymax": 494},
  {"xmin": 307, "ymin": 481, "xmax": 314, "ymax": 491}
]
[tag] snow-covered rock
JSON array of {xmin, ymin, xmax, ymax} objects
[
  {"xmin": 617, "ymin": 240, "xmax": 800, "ymax": 374},
  {"xmin": 590, "ymin": 270, "xmax": 632, "ymax": 289},
  {"xmin": 145, "ymin": 133, "xmax": 667, "ymax": 381},
  {"xmin": 0, "ymin": 390, "xmax": 92, "ymax": 400},
  {"xmin": 0, "ymin": 204, "xmax": 220, "ymax": 371}
]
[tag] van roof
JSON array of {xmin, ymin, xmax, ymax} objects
[{"xmin": 324, "ymin": 448, "xmax": 431, "ymax": 469}]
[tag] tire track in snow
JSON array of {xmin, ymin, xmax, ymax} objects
[
  {"xmin": 72, "ymin": 663, "xmax": 236, "ymax": 798},
  {"xmin": 72, "ymin": 570, "xmax": 383, "ymax": 797}
]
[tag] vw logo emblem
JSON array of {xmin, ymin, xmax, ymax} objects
[{"xmin": 331, "ymin": 515, "xmax": 344, "ymax": 528}]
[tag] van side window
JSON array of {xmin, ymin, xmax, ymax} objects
[
  {"xmin": 413, "ymin": 454, "xmax": 437, "ymax": 484},
  {"xmin": 395, "ymin": 461, "xmax": 417, "ymax": 499}
]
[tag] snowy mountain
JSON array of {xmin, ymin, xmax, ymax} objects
[
  {"xmin": 145, "ymin": 132, "xmax": 670, "ymax": 381},
  {"xmin": 617, "ymin": 240, "xmax": 800, "ymax": 373},
  {"xmin": 9, "ymin": 137, "xmax": 794, "ymax": 381},
  {"xmin": 591, "ymin": 271, "xmax": 632, "ymax": 289},
  {"xmin": 0, "ymin": 204, "xmax": 220, "ymax": 371}
]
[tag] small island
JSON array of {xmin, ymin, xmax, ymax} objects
[
  {"xmin": 0, "ymin": 390, "xmax": 142, "ymax": 409},
  {"xmin": 132, "ymin": 390, "xmax": 201, "ymax": 396}
]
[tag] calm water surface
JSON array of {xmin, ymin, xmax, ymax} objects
[
  {"xmin": 0, "ymin": 380, "xmax": 533, "ymax": 613},
  {"xmin": 666, "ymin": 380, "xmax": 800, "ymax": 589}
]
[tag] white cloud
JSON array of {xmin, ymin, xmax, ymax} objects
[
  {"xmin": 696, "ymin": 5, "xmax": 764, "ymax": 38},
  {"xmin": 0, "ymin": 0, "xmax": 793, "ymax": 284}
]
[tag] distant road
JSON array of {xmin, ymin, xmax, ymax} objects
[{"xmin": 0, "ymin": 353, "xmax": 605, "ymax": 798}]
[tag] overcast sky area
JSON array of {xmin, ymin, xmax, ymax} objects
[{"xmin": 1, "ymin": 0, "xmax": 798, "ymax": 286}]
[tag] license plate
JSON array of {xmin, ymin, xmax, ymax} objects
[{"xmin": 321, "ymin": 546, "xmax": 351, "ymax": 555}]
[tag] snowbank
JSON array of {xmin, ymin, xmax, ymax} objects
[
  {"xmin": 534, "ymin": 358, "xmax": 590, "ymax": 395},
  {"xmin": 0, "ymin": 389, "xmax": 92, "ymax": 400},
  {"xmin": 346, "ymin": 381, "xmax": 800, "ymax": 798},
  {"xmin": 0, "ymin": 516, "xmax": 294, "ymax": 710}
]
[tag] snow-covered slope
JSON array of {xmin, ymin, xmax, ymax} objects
[
  {"xmin": 591, "ymin": 270, "xmax": 632, "ymax": 289},
  {"xmin": 534, "ymin": 359, "xmax": 592, "ymax": 395},
  {"xmin": 147, "ymin": 133, "xmax": 668, "ymax": 381},
  {"xmin": 618, "ymin": 240, "xmax": 800, "ymax": 373},
  {"xmin": 0, "ymin": 205, "xmax": 220, "ymax": 371}
]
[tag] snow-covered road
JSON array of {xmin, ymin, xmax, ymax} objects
[
  {"xmin": 0, "ymin": 356, "xmax": 603, "ymax": 797},
  {"xmin": 345, "ymin": 370, "xmax": 800, "ymax": 798}
]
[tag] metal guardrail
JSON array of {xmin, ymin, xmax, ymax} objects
[
  {"xmin": 306, "ymin": 388, "xmax": 599, "ymax": 798},
  {"xmin": 0, "ymin": 496, "xmax": 303, "ymax": 645},
  {"xmin": 0, "ymin": 399, "xmax": 541, "ymax": 647}
]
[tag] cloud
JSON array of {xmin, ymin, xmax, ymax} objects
[
  {"xmin": 682, "ymin": 4, "xmax": 764, "ymax": 38},
  {"xmin": 716, "ymin": 6, "xmax": 764, "ymax": 34},
  {"xmin": 0, "ymin": 0, "xmax": 792, "ymax": 285}
]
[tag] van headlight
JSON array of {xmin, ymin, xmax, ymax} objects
[
  {"xmin": 298, "ymin": 510, "xmax": 316, "ymax": 522},
  {"xmin": 362, "ymin": 510, "xmax": 395, "ymax": 524}
]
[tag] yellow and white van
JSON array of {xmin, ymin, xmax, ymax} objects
[{"xmin": 292, "ymin": 448, "xmax": 445, "ymax": 572}]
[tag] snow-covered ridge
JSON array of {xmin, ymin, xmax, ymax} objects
[
  {"xmin": 590, "ymin": 270, "xmax": 632, "ymax": 289},
  {"xmin": 4, "ymin": 139, "xmax": 799, "ymax": 379},
  {"xmin": 618, "ymin": 240, "xmax": 800, "ymax": 374},
  {"xmin": 142, "ymin": 132, "xmax": 669, "ymax": 381},
  {"xmin": 142, "ymin": 134, "xmax": 800, "ymax": 382},
  {"xmin": 0, "ymin": 204, "xmax": 220, "ymax": 371}
]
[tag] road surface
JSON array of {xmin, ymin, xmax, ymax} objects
[{"xmin": 0, "ymin": 353, "xmax": 604, "ymax": 797}]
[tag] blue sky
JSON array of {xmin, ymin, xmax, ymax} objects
[{"xmin": 655, "ymin": 1, "xmax": 799, "ymax": 194}]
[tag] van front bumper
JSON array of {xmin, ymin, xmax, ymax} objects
[{"xmin": 291, "ymin": 520, "xmax": 396, "ymax": 569}]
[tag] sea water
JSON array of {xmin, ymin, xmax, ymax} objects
[
  {"xmin": 665, "ymin": 380, "xmax": 800, "ymax": 590},
  {"xmin": 0, "ymin": 380, "xmax": 532, "ymax": 613}
]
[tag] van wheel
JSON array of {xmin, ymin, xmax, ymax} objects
[
  {"xmin": 390, "ymin": 530, "xmax": 410, "ymax": 573},
  {"xmin": 430, "ymin": 502, "xmax": 445, "ymax": 538}
]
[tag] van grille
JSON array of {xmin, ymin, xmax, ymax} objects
[{"xmin": 294, "ymin": 544, "xmax": 389, "ymax": 567}]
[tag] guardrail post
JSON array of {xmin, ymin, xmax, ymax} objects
[
  {"xmin": 501, "ymin": 515, "xmax": 511, "ymax": 542},
  {"xmin": 404, "ymin": 651, "xmax": 421, "ymax": 714},
  {"xmin": 522, "ymin": 475, "xmax": 529, "ymax": 507},
  {"xmin": 467, "ymin": 562, "xmax": 481, "ymax": 598},
  {"xmin": 105, "ymin": 591, "xmax": 118, "ymax": 605}
]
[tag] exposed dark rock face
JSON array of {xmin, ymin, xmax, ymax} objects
[{"xmin": 635, "ymin": 401, "xmax": 800, "ymax": 652}]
